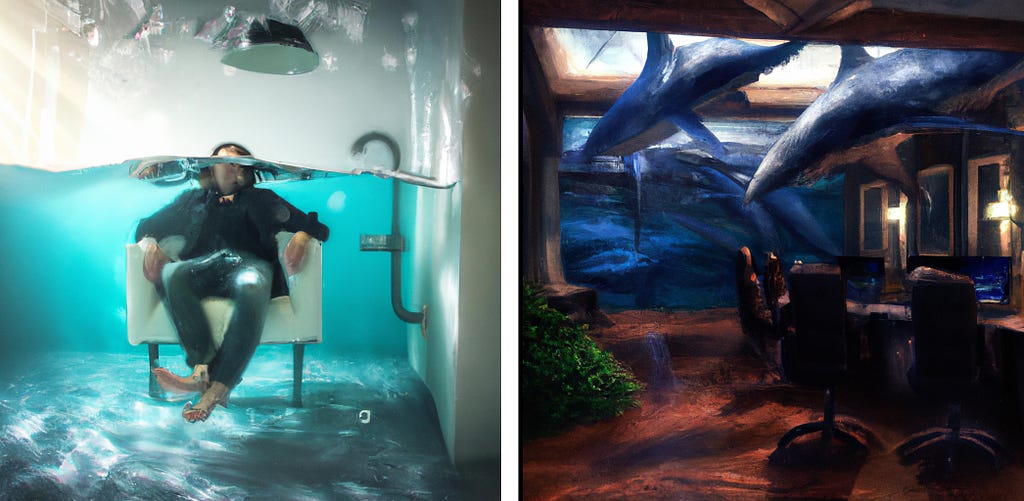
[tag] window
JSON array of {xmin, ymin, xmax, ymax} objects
[
  {"xmin": 860, "ymin": 182, "xmax": 887, "ymax": 255},
  {"xmin": 968, "ymin": 154, "xmax": 1012, "ymax": 256},
  {"xmin": 917, "ymin": 165, "xmax": 954, "ymax": 255}
]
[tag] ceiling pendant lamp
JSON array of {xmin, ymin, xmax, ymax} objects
[{"xmin": 220, "ymin": 18, "xmax": 319, "ymax": 75}]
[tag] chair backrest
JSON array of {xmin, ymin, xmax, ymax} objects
[
  {"xmin": 907, "ymin": 255, "xmax": 1010, "ymax": 304},
  {"xmin": 734, "ymin": 246, "xmax": 771, "ymax": 339},
  {"xmin": 785, "ymin": 263, "xmax": 848, "ymax": 379},
  {"xmin": 909, "ymin": 266, "xmax": 978, "ymax": 384},
  {"xmin": 764, "ymin": 252, "xmax": 787, "ymax": 311}
]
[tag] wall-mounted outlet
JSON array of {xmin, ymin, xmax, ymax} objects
[{"xmin": 360, "ymin": 234, "xmax": 405, "ymax": 251}]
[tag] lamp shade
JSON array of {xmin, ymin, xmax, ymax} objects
[{"xmin": 220, "ymin": 19, "xmax": 318, "ymax": 75}]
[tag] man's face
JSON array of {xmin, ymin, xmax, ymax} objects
[{"xmin": 211, "ymin": 149, "xmax": 244, "ymax": 195}]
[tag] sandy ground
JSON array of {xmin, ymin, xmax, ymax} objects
[{"xmin": 522, "ymin": 309, "xmax": 1024, "ymax": 500}]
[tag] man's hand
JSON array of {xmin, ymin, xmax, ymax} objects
[
  {"xmin": 284, "ymin": 231, "xmax": 312, "ymax": 276},
  {"xmin": 140, "ymin": 238, "xmax": 171, "ymax": 284}
]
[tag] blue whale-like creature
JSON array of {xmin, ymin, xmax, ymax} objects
[
  {"xmin": 672, "ymin": 148, "xmax": 842, "ymax": 257},
  {"xmin": 630, "ymin": 146, "xmax": 840, "ymax": 257},
  {"xmin": 745, "ymin": 48, "xmax": 1024, "ymax": 202},
  {"xmin": 581, "ymin": 33, "xmax": 806, "ymax": 159}
]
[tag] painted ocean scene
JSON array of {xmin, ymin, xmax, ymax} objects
[{"xmin": 561, "ymin": 117, "xmax": 844, "ymax": 310}]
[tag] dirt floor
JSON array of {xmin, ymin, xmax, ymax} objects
[{"xmin": 521, "ymin": 309, "xmax": 1024, "ymax": 500}]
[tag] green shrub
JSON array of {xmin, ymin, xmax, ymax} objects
[{"xmin": 520, "ymin": 281, "xmax": 641, "ymax": 438}]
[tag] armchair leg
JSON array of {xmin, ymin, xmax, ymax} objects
[
  {"xmin": 292, "ymin": 344, "xmax": 305, "ymax": 407},
  {"xmin": 148, "ymin": 344, "xmax": 162, "ymax": 400}
]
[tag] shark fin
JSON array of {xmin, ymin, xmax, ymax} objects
[
  {"xmin": 642, "ymin": 32, "xmax": 674, "ymax": 75},
  {"xmin": 835, "ymin": 45, "xmax": 873, "ymax": 82},
  {"xmin": 668, "ymin": 111, "xmax": 725, "ymax": 156}
]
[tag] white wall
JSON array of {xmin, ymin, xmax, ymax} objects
[
  {"xmin": 4, "ymin": 0, "xmax": 414, "ymax": 172},
  {"xmin": 452, "ymin": 0, "xmax": 501, "ymax": 468},
  {"xmin": 404, "ymin": 0, "xmax": 500, "ymax": 472}
]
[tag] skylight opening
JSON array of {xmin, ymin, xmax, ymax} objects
[{"xmin": 550, "ymin": 27, "xmax": 901, "ymax": 90}]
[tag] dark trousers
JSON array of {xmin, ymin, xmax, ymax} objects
[{"xmin": 159, "ymin": 249, "xmax": 272, "ymax": 389}]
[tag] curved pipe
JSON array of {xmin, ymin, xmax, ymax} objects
[
  {"xmin": 389, "ymin": 177, "xmax": 426, "ymax": 326},
  {"xmin": 352, "ymin": 132, "xmax": 426, "ymax": 332},
  {"xmin": 352, "ymin": 132, "xmax": 401, "ymax": 171}
]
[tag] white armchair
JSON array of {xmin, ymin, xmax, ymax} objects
[{"xmin": 126, "ymin": 232, "xmax": 322, "ymax": 406}]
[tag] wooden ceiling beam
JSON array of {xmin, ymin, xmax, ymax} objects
[{"xmin": 522, "ymin": 0, "xmax": 1024, "ymax": 53}]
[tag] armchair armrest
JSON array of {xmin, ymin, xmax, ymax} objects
[
  {"xmin": 126, "ymin": 242, "xmax": 165, "ymax": 345},
  {"xmin": 275, "ymin": 232, "xmax": 323, "ymax": 318}
]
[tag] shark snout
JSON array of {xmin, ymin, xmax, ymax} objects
[{"xmin": 744, "ymin": 163, "xmax": 774, "ymax": 204}]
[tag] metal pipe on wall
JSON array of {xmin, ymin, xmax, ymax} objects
[{"xmin": 353, "ymin": 132, "xmax": 428, "ymax": 336}]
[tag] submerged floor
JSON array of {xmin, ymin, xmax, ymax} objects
[
  {"xmin": 522, "ymin": 309, "xmax": 1024, "ymax": 499},
  {"xmin": 0, "ymin": 348, "xmax": 463, "ymax": 499}
]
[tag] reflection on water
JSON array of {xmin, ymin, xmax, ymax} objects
[{"xmin": 0, "ymin": 350, "xmax": 459, "ymax": 499}]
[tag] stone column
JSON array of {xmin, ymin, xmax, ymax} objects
[{"xmin": 521, "ymin": 29, "xmax": 565, "ymax": 286}]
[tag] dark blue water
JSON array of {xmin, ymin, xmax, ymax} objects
[{"xmin": 560, "ymin": 118, "xmax": 844, "ymax": 310}]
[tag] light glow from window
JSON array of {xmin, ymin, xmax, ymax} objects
[{"xmin": 549, "ymin": 27, "xmax": 900, "ymax": 88}]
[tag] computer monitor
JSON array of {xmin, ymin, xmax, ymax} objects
[
  {"xmin": 963, "ymin": 256, "xmax": 1011, "ymax": 304},
  {"xmin": 906, "ymin": 255, "xmax": 1010, "ymax": 304},
  {"xmin": 837, "ymin": 256, "xmax": 885, "ymax": 303}
]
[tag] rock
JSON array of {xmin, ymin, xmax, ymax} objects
[{"xmin": 539, "ymin": 283, "xmax": 613, "ymax": 327}]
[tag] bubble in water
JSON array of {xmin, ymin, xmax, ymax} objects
[
  {"xmin": 339, "ymin": 2, "xmax": 368, "ymax": 42},
  {"xmin": 327, "ymin": 191, "xmax": 346, "ymax": 211},
  {"xmin": 381, "ymin": 50, "xmax": 399, "ymax": 71},
  {"xmin": 402, "ymin": 12, "xmax": 418, "ymax": 31},
  {"xmin": 321, "ymin": 51, "xmax": 339, "ymax": 72}
]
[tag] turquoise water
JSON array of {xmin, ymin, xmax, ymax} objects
[
  {"xmin": 0, "ymin": 351, "xmax": 460, "ymax": 499},
  {"xmin": 0, "ymin": 163, "xmax": 461, "ymax": 498},
  {"xmin": 0, "ymin": 163, "xmax": 409, "ymax": 356}
]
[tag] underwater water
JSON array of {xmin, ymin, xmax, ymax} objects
[
  {"xmin": 0, "ymin": 162, "xmax": 409, "ymax": 355},
  {"xmin": 0, "ymin": 350, "xmax": 460, "ymax": 499},
  {"xmin": 560, "ymin": 118, "xmax": 844, "ymax": 310},
  {"xmin": 0, "ymin": 163, "xmax": 461, "ymax": 498}
]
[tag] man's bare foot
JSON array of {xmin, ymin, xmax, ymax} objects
[
  {"xmin": 152, "ymin": 364, "xmax": 209, "ymax": 394},
  {"xmin": 182, "ymin": 381, "xmax": 230, "ymax": 423}
]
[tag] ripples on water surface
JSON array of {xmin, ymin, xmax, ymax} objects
[{"xmin": 0, "ymin": 350, "xmax": 460, "ymax": 499}]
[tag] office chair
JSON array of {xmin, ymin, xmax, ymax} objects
[
  {"xmin": 896, "ymin": 266, "xmax": 1005, "ymax": 471},
  {"xmin": 771, "ymin": 263, "xmax": 869, "ymax": 462}
]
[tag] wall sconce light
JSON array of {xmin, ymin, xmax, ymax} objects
[
  {"xmin": 220, "ymin": 18, "xmax": 318, "ymax": 75},
  {"xmin": 984, "ymin": 189, "xmax": 1016, "ymax": 221},
  {"xmin": 886, "ymin": 205, "xmax": 905, "ymax": 222}
]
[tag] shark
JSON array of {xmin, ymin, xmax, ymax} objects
[
  {"xmin": 745, "ymin": 47, "xmax": 1024, "ymax": 202},
  {"xmin": 624, "ymin": 146, "xmax": 840, "ymax": 258},
  {"xmin": 581, "ymin": 33, "xmax": 807, "ymax": 159},
  {"xmin": 672, "ymin": 147, "xmax": 843, "ymax": 257}
]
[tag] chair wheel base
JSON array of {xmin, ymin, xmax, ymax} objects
[
  {"xmin": 770, "ymin": 419, "xmax": 870, "ymax": 466},
  {"xmin": 896, "ymin": 427, "xmax": 1005, "ymax": 473}
]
